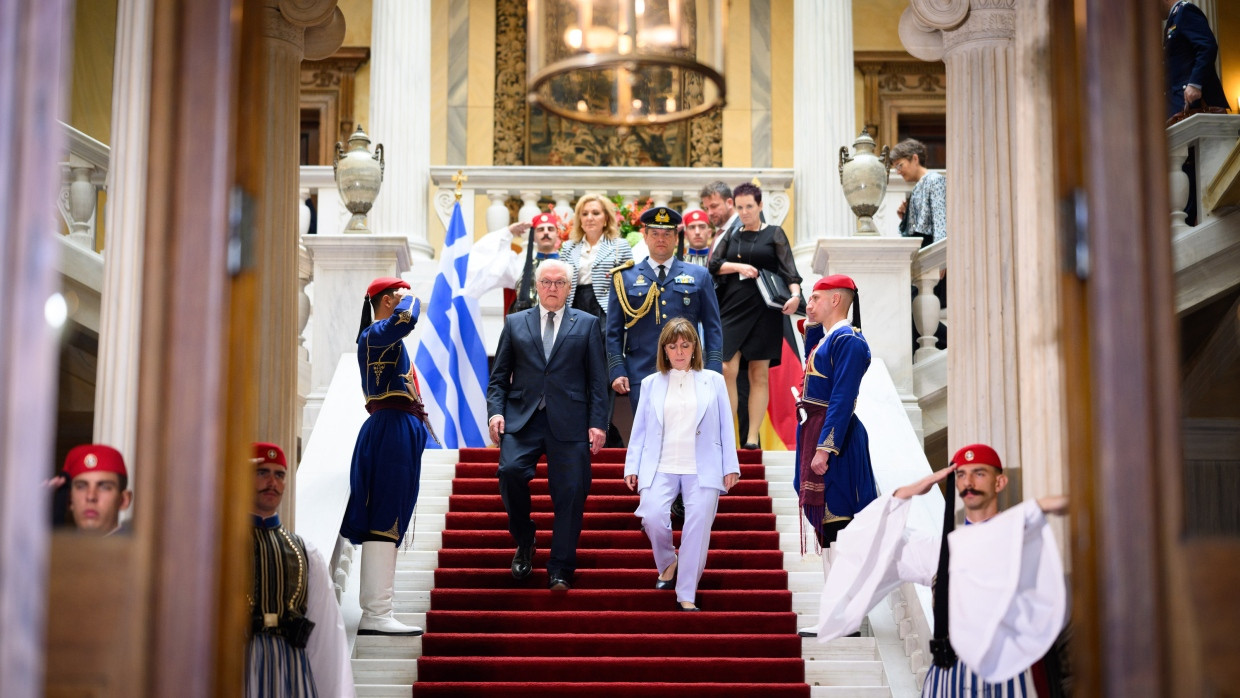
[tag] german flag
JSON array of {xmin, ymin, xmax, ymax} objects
[{"xmin": 757, "ymin": 315, "xmax": 804, "ymax": 450}]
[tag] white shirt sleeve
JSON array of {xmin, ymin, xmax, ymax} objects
[
  {"xmin": 463, "ymin": 227, "xmax": 522, "ymax": 297},
  {"xmin": 948, "ymin": 499, "xmax": 1067, "ymax": 683},
  {"xmin": 303, "ymin": 541, "xmax": 356, "ymax": 697},
  {"xmin": 815, "ymin": 494, "xmax": 940, "ymax": 641}
]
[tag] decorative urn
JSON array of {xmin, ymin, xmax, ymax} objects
[
  {"xmin": 838, "ymin": 129, "xmax": 891, "ymax": 235},
  {"xmin": 333, "ymin": 125, "xmax": 385, "ymax": 234}
]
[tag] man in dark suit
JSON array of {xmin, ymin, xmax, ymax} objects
[
  {"xmin": 1163, "ymin": 0, "xmax": 1229, "ymax": 120},
  {"xmin": 487, "ymin": 259, "xmax": 609, "ymax": 591}
]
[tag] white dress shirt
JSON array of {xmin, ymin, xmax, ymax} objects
[
  {"xmin": 576, "ymin": 240, "xmax": 596, "ymax": 285},
  {"xmin": 657, "ymin": 369, "xmax": 698, "ymax": 474},
  {"xmin": 539, "ymin": 303, "xmax": 564, "ymax": 341}
]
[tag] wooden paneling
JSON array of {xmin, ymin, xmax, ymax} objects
[{"xmin": 137, "ymin": 0, "xmax": 238, "ymax": 693}]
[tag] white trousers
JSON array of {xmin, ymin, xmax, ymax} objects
[{"xmin": 635, "ymin": 472, "xmax": 721, "ymax": 604}]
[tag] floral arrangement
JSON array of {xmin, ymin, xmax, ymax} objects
[{"xmin": 612, "ymin": 195, "xmax": 653, "ymax": 249}]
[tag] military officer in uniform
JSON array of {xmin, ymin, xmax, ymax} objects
[{"xmin": 606, "ymin": 206, "xmax": 724, "ymax": 409}]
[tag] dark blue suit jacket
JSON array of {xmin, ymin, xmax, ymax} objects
[
  {"xmin": 1164, "ymin": 1, "xmax": 1229, "ymax": 118},
  {"xmin": 486, "ymin": 306, "xmax": 609, "ymax": 441}
]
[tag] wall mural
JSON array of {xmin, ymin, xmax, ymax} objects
[{"xmin": 494, "ymin": 0, "xmax": 722, "ymax": 168}]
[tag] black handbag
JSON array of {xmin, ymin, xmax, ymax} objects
[{"xmin": 757, "ymin": 269, "xmax": 805, "ymax": 315}]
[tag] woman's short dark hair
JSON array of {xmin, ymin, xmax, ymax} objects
[
  {"xmin": 656, "ymin": 318, "xmax": 704, "ymax": 373},
  {"xmin": 731, "ymin": 182, "xmax": 762, "ymax": 205},
  {"xmin": 890, "ymin": 139, "xmax": 927, "ymax": 166}
]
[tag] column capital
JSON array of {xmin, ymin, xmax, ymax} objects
[
  {"xmin": 277, "ymin": 0, "xmax": 338, "ymax": 27},
  {"xmin": 901, "ymin": 0, "xmax": 1015, "ymax": 61}
]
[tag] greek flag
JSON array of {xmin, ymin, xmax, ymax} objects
[{"xmin": 413, "ymin": 201, "xmax": 490, "ymax": 448}]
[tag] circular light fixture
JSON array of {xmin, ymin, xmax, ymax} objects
[{"xmin": 527, "ymin": 0, "xmax": 727, "ymax": 127}]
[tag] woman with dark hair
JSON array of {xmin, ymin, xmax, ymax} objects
[
  {"xmin": 624, "ymin": 318, "xmax": 740, "ymax": 611},
  {"xmin": 708, "ymin": 182, "xmax": 802, "ymax": 449}
]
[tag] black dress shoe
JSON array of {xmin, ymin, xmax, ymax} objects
[
  {"xmin": 511, "ymin": 540, "xmax": 534, "ymax": 580},
  {"xmin": 742, "ymin": 442, "xmax": 760, "ymax": 450},
  {"xmin": 654, "ymin": 561, "xmax": 677, "ymax": 590},
  {"xmin": 548, "ymin": 573, "xmax": 572, "ymax": 591},
  {"xmin": 676, "ymin": 602, "xmax": 700, "ymax": 612}
]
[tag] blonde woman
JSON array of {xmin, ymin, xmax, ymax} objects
[
  {"xmin": 560, "ymin": 193, "xmax": 634, "ymax": 321},
  {"xmin": 624, "ymin": 318, "xmax": 740, "ymax": 611}
]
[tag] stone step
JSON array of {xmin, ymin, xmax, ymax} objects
[
  {"xmin": 353, "ymin": 633, "xmax": 422, "ymax": 660},
  {"xmin": 804, "ymin": 659, "xmax": 888, "ymax": 687},
  {"xmin": 814, "ymin": 687, "xmax": 894, "ymax": 697},
  {"xmin": 355, "ymin": 686, "xmax": 414, "ymax": 698},
  {"xmin": 802, "ymin": 635, "xmax": 880, "ymax": 661},
  {"xmin": 350, "ymin": 658, "xmax": 416, "ymax": 685}
]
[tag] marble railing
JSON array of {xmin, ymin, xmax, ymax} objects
[
  {"xmin": 59, "ymin": 122, "xmax": 110, "ymax": 251},
  {"xmin": 426, "ymin": 166, "xmax": 796, "ymax": 232},
  {"xmin": 911, "ymin": 239, "xmax": 947, "ymax": 364},
  {"xmin": 1167, "ymin": 113, "xmax": 1240, "ymax": 234}
]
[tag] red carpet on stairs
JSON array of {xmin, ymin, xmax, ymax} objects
[{"xmin": 413, "ymin": 447, "xmax": 810, "ymax": 697}]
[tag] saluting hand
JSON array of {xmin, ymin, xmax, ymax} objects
[{"xmin": 893, "ymin": 464, "xmax": 955, "ymax": 500}]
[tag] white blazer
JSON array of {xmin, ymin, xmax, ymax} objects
[{"xmin": 624, "ymin": 369, "xmax": 741, "ymax": 492}]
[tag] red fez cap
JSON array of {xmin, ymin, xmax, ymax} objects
[
  {"xmin": 683, "ymin": 209, "xmax": 709, "ymax": 226},
  {"xmin": 366, "ymin": 276, "xmax": 410, "ymax": 298},
  {"xmin": 813, "ymin": 274, "xmax": 858, "ymax": 293},
  {"xmin": 531, "ymin": 212, "xmax": 560, "ymax": 228},
  {"xmin": 64, "ymin": 444, "xmax": 127, "ymax": 480},
  {"xmin": 950, "ymin": 443, "xmax": 1003, "ymax": 471},
  {"xmin": 253, "ymin": 442, "xmax": 287, "ymax": 468}
]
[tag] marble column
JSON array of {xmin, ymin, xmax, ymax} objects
[
  {"xmin": 902, "ymin": 0, "xmax": 1025, "ymax": 489},
  {"xmin": 792, "ymin": 0, "xmax": 856, "ymax": 261},
  {"xmin": 93, "ymin": 0, "xmax": 152, "ymax": 480},
  {"xmin": 1012, "ymin": 0, "xmax": 1068, "ymax": 543},
  {"xmin": 250, "ymin": 0, "xmax": 342, "ymax": 500},
  {"xmin": 369, "ymin": 0, "xmax": 434, "ymax": 258}
]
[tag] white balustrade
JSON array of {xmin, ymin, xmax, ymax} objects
[
  {"xmin": 427, "ymin": 166, "xmax": 796, "ymax": 233},
  {"xmin": 58, "ymin": 123, "xmax": 109, "ymax": 251},
  {"xmin": 911, "ymin": 239, "xmax": 947, "ymax": 364},
  {"xmin": 1167, "ymin": 114, "xmax": 1240, "ymax": 230}
]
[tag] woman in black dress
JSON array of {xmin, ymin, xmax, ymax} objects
[{"xmin": 708, "ymin": 182, "xmax": 802, "ymax": 449}]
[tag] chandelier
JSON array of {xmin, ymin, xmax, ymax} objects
[{"xmin": 527, "ymin": 0, "xmax": 727, "ymax": 127}]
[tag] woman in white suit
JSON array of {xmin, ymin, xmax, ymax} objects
[{"xmin": 624, "ymin": 318, "xmax": 741, "ymax": 611}]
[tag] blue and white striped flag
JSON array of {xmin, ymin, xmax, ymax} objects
[{"xmin": 413, "ymin": 201, "xmax": 490, "ymax": 448}]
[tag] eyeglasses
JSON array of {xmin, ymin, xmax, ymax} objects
[{"xmin": 538, "ymin": 279, "xmax": 569, "ymax": 288}]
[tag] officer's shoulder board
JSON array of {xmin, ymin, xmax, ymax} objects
[{"xmin": 610, "ymin": 259, "xmax": 636, "ymax": 275}]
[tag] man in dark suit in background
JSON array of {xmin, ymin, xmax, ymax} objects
[{"xmin": 487, "ymin": 259, "xmax": 609, "ymax": 591}]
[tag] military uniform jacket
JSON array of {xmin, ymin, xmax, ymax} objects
[
  {"xmin": 605, "ymin": 257, "xmax": 724, "ymax": 384},
  {"xmin": 358, "ymin": 294, "xmax": 418, "ymax": 404},
  {"xmin": 802, "ymin": 320, "xmax": 870, "ymax": 454}
]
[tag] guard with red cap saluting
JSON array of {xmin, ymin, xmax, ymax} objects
[
  {"xmin": 61, "ymin": 444, "xmax": 132, "ymax": 535},
  {"xmin": 340, "ymin": 276, "xmax": 429, "ymax": 636},
  {"xmin": 794, "ymin": 275, "xmax": 878, "ymax": 635},
  {"xmin": 812, "ymin": 443, "xmax": 1071, "ymax": 696}
]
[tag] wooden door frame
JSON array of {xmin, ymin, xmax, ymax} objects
[
  {"xmin": 0, "ymin": 1, "xmax": 73, "ymax": 694},
  {"xmin": 1058, "ymin": 0, "xmax": 1240, "ymax": 693}
]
